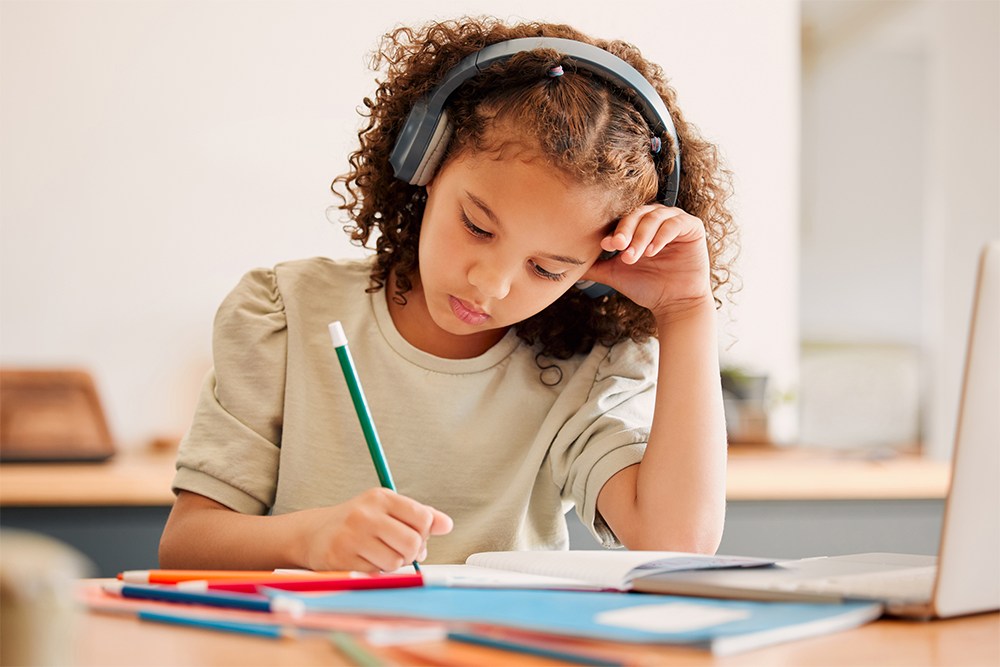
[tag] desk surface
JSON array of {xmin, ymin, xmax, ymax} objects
[
  {"xmin": 73, "ymin": 606, "xmax": 998, "ymax": 667},
  {"xmin": 0, "ymin": 444, "xmax": 950, "ymax": 507}
]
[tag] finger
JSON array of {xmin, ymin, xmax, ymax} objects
[
  {"xmin": 359, "ymin": 534, "xmax": 413, "ymax": 572},
  {"xmin": 622, "ymin": 209, "xmax": 676, "ymax": 264},
  {"xmin": 604, "ymin": 204, "xmax": 660, "ymax": 252},
  {"xmin": 382, "ymin": 494, "xmax": 441, "ymax": 538},
  {"xmin": 644, "ymin": 213, "xmax": 689, "ymax": 256}
]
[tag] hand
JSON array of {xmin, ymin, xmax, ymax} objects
[
  {"xmin": 299, "ymin": 488, "xmax": 453, "ymax": 572},
  {"xmin": 582, "ymin": 204, "xmax": 713, "ymax": 319}
]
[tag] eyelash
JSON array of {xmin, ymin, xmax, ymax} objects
[{"xmin": 460, "ymin": 212, "xmax": 566, "ymax": 282}]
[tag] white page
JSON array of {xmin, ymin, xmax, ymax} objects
[{"xmin": 465, "ymin": 551, "xmax": 769, "ymax": 590}]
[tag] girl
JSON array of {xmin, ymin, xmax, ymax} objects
[{"xmin": 159, "ymin": 17, "xmax": 736, "ymax": 572}]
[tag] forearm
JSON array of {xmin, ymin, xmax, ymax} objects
[
  {"xmin": 602, "ymin": 300, "xmax": 728, "ymax": 552},
  {"xmin": 158, "ymin": 492, "xmax": 309, "ymax": 570},
  {"xmin": 159, "ymin": 488, "xmax": 453, "ymax": 571}
]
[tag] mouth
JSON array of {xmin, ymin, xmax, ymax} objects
[{"xmin": 449, "ymin": 296, "xmax": 490, "ymax": 326}]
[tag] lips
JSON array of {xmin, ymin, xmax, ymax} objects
[{"xmin": 449, "ymin": 296, "xmax": 490, "ymax": 326}]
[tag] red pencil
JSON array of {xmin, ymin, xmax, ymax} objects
[
  {"xmin": 178, "ymin": 573, "xmax": 424, "ymax": 594},
  {"xmin": 118, "ymin": 569, "xmax": 355, "ymax": 585}
]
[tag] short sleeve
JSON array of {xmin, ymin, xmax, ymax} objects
[
  {"xmin": 172, "ymin": 268, "xmax": 288, "ymax": 514},
  {"xmin": 547, "ymin": 340, "xmax": 658, "ymax": 548}
]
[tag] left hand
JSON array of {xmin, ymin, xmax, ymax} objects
[{"xmin": 582, "ymin": 204, "xmax": 714, "ymax": 319}]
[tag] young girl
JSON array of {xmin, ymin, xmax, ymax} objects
[{"xmin": 159, "ymin": 17, "xmax": 736, "ymax": 573}]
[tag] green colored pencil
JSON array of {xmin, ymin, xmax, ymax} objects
[{"xmin": 328, "ymin": 321, "xmax": 421, "ymax": 574}]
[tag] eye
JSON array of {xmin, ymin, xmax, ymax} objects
[
  {"xmin": 460, "ymin": 211, "xmax": 492, "ymax": 239},
  {"xmin": 529, "ymin": 261, "xmax": 566, "ymax": 282}
]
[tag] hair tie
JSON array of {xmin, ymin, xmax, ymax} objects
[
  {"xmin": 547, "ymin": 65, "xmax": 564, "ymax": 78},
  {"xmin": 650, "ymin": 136, "xmax": 662, "ymax": 154}
]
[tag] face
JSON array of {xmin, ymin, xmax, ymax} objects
[{"xmin": 391, "ymin": 148, "xmax": 613, "ymax": 359}]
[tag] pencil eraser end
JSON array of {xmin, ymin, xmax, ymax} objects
[{"xmin": 328, "ymin": 321, "xmax": 347, "ymax": 348}]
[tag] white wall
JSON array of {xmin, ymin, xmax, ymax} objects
[
  {"xmin": 798, "ymin": 0, "xmax": 999, "ymax": 456},
  {"xmin": 0, "ymin": 0, "xmax": 799, "ymax": 449},
  {"xmin": 922, "ymin": 0, "xmax": 1000, "ymax": 459}
]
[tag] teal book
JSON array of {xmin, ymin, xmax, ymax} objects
[{"xmin": 277, "ymin": 588, "xmax": 882, "ymax": 656}]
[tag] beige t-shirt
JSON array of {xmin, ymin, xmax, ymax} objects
[{"xmin": 172, "ymin": 257, "xmax": 658, "ymax": 563}]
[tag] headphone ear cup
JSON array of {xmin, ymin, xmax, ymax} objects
[{"xmin": 411, "ymin": 111, "xmax": 454, "ymax": 186}]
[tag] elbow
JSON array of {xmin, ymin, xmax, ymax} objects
[
  {"xmin": 626, "ymin": 531, "xmax": 722, "ymax": 555},
  {"xmin": 621, "ymin": 505, "xmax": 726, "ymax": 554}
]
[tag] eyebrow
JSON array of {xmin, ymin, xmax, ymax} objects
[{"xmin": 464, "ymin": 190, "xmax": 587, "ymax": 266}]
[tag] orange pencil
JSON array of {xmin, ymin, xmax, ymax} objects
[{"xmin": 117, "ymin": 569, "xmax": 354, "ymax": 585}]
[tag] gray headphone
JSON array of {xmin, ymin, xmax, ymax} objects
[{"xmin": 389, "ymin": 37, "xmax": 681, "ymax": 298}]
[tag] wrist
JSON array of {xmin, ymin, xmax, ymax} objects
[
  {"xmin": 278, "ymin": 509, "xmax": 315, "ymax": 569},
  {"xmin": 652, "ymin": 293, "xmax": 717, "ymax": 326}
]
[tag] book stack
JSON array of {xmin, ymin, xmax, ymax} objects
[{"xmin": 85, "ymin": 551, "xmax": 883, "ymax": 663}]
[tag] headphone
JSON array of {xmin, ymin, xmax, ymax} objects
[{"xmin": 389, "ymin": 37, "xmax": 681, "ymax": 298}]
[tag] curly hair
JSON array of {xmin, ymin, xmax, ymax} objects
[{"xmin": 332, "ymin": 17, "xmax": 736, "ymax": 361}]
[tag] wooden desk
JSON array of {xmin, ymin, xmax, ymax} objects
[
  {"xmin": 1, "ymin": 446, "xmax": 952, "ymax": 574},
  {"xmin": 72, "ymin": 606, "xmax": 999, "ymax": 666}
]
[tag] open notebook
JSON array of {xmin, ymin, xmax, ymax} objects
[{"xmin": 634, "ymin": 240, "xmax": 1000, "ymax": 619}]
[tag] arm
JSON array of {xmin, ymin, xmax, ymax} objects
[
  {"xmin": 586, "ymin": 205, "xmax": 728, "ymax": 553},
  {"xmin": 159, "ymin": 489, "xmax": 453, "ymax": 572}
]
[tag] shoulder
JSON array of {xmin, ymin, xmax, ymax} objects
[
  {"xmin": 273, "ymin": 256, "xmax": 373, "ymax": 285},
  {"xmin": 590, "ymin": 335, "xmax": 659, "ymax": 383},
  {"xmin": 271, "ymin": 256, "xmax": 374, "ymax": 298},
  {"xmin": 214, "ymin": 256, "xmax": 375, "ymax": 336},
  {"xmin": 221, "ymin": 256, "xmax": 373, "ymax": 309}
]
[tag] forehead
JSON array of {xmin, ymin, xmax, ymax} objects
[
  {"xmin": 446, "ymin": 143, "xmax": 618, "ymax": 238},
  {"xmin": 449, "ymin": 143, "xmax": 615, "ymax": 238}
]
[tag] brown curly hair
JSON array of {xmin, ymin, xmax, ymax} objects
[{"xmin": 332, "ymin": 17, "xmax": 736, "ymax": 361}]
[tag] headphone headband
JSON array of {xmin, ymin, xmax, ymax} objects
[{"xmin": 389, "ymin": 37, "xmax": 681, "ymax": 206}]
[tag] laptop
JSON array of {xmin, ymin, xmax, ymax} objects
[{"xmin": 634, "ymin": 240, "xmax": 1000, "ymax": 619}]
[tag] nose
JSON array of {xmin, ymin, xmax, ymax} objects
[{"xmin": 467, "ymin": 260, "xmax": 512, "ymax": 300}]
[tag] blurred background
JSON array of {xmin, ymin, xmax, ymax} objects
[{"xmin": 1, "ymin": 0, "xmax": 997, "ymax": 459}]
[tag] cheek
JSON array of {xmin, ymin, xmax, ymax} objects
[{"xmin": 419, "ymin": 220, "xmax": 462, "ymax": 277}]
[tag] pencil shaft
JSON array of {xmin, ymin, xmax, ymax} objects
[
  {"xmin": 113, "ymin": 583, "xmax": 272, "ymax": 612},
  {"xmin": 330, "ymin": 631, "xmax": 384, "ymax": 667},
  {"xmin": 200, "ymin": 573, "xmax": 423, "ymax": 594},
  {"xmin": 120, "ymin": 569, "xmax": 350, "ymax": 584},
  {"xmin": 447, "ymin": 631, "xmax": 624, "ymax": 667},
  {"xmin": 334, "ymin": 344, "xmax": 396, "ymax": 490},
  {"xmin": 138, "ymin": 610, "xmax": 286, "ymax": 639}
]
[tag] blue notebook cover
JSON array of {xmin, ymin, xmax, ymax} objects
[{"xmin": 278, "ymin": 588, "xmax": 882, "ymax": 655}]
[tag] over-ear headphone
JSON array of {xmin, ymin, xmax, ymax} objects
[{"xmin": 389, "ymin": 37, "xmax": 681, "ymax": 298}]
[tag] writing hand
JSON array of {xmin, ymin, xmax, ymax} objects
[{"xmin": 301, "ymin": 488, "xmax": 453, "ymax": 572}]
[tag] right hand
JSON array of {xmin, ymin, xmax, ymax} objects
[{"xmin": 299, "ymin": 487, "xmax": 453, "ymax": 572}]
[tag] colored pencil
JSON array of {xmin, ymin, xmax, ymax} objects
[
  {"xmin": 118, "ymin": 569, "xmax": 352, "ymax": 585},
  {"xmin": 446, "ymin": 630, "xmax": 625, "ymax": 667},
  {"xmin": 103, "ymin": 581, "xmax": 273, "ymax": 613},
  {"xmin": 180, "ymin": 572, "xmax": 423, "ymax": 595},
  {"xmin": 136, "ymin": 610, "xmax": 294, "ymax": 639},
  {"xmin": 330, "ymin": 631, "xmax": 385, "ymax": 667},
  {"xmin": 328, "ymin": 320, "xmax": 421, "ymax": 574}
]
